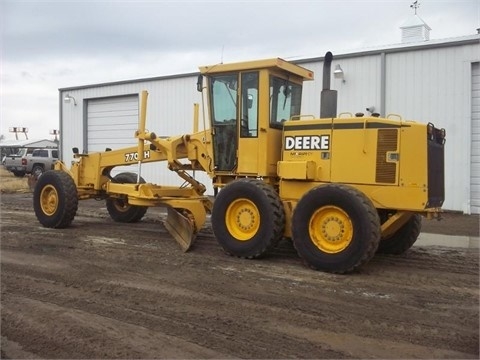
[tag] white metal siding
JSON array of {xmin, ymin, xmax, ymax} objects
[
  {"xmin": 386, "ymin": 44, "xmax": 480, "ymax": 213},
  {"xmin": 471, "ymin": 62, "xmax": 480, "ymax": 214},
  {"xmin": 300, "ymin": 55, "xmax": 381, "ymax": 117},
  {"xmin": 61, "ymin": 76, "xmax": 213, "ymax": 193}
]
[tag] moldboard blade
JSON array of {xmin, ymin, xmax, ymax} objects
[{"xmin": 164, "ymin": 207, "xmax": 195, "ymax": 252}]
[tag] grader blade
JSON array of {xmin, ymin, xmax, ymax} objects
[{"xmin": 164, "ymin": 207, "xmax": 195, "ymax": 252}]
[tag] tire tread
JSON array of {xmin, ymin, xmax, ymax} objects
[
  {"xmin": 292, "ymin": 183, "xmax": 381, "ymax": 274},
  {"xmin": 377, "ymin": 214, "xmax": 422, "ymax": 255},
  {"xmin": 212, "ymin": 178, "xmax": 285, "ymax": 259}
]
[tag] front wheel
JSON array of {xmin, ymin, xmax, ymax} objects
[
  {"xmin": 33, "ymin": 170, "xmax": 78, "ymax": 228},
  {"xmin": 106, "ymin": 172, "xmax": 148, "ymax": 223},
  {"xmin": 292, "ymin": 184, "xmax": 381, "ymax": 273},
  {"xmin": 211, "ymin": 179, "xmax": 285, "ymax": 259}
]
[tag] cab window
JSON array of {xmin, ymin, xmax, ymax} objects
[
  {"xmin": 210, "ymin": 74, "xmax": 237, "ymax": 125},
  {"xmin": 269, "ymin": 76, "xmax": 302, "ymax": 129},
  {"xmin": 240, "ymin": 72, "xmax": 258, "ymax": 137}
]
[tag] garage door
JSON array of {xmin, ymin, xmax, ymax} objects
[
  {"xmin": 87, "ymin": 95, "xmax": 139, "ymax": 153},
  {"xmin": 87, "ymin": 95, "xmax": 139, "ymax": 177},
  {"xmin": 471, "ymin": 62, "xmax": 480, "ymax": 214}
]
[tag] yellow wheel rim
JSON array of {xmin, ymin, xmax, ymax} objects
[
  {"xmin": 225, "ymin": 198, "xmax": 260, "ymax": 241},
  {"xmin": 40, "ymin": 184, "xmax": 59, "ymax": 216},
  {"xmin": 309, "ymin": 206, "xmax": 353, "ymax": 253},
  {"xmin": 113, "ymin": 199, "xmax": 129, "ymax": 212}
]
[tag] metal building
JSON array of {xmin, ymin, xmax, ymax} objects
[{"xmin": 59, "ymin": 33, "xmax": 480, "ymax": 214}]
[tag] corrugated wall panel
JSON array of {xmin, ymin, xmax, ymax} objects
[
  {"xmin": 471, "ymin": 62, "xmax": 480, "ymax": 214},
  {"xmin": 300, "ymin": 55, "xmax": 381, "ymax": 117},
  {"xmin": 386, "ymin": 44, "xmax": 479, "ymax": 213},
  {"xmin": 299, "ymin": 61, "xmax": 323, "ymax": 116}
]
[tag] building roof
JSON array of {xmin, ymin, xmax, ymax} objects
[
  {"xmin": 400, "ymin": 14, "xmax": 432, "ymax": 30},
  {"xmin": 0, "ymin": 139, "xmax": 58, "ymax": 148},
  {"xmin": 296, "ymin": 34, "xmax": 479, "ymax": 64},
  {"xmin": 59, "ymin": 33, "xmax": 480, "ymax": 92}
]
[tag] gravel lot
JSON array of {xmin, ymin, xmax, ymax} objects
[{"xmin": 1, "ymin": 193, "xmax": 479, "ymax": 359}]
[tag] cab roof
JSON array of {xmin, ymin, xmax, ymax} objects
[{"xmin": 199, "ymin": 58, "xmax": 314, "ymax": 80}]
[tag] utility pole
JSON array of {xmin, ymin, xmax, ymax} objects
[
  {"xmin": 50, "ymin": 129, "xmax": 60, "ymax": 142},
  {"xmin": 9, "ymin": 127, "xmax": 28, "ymax": 140}
]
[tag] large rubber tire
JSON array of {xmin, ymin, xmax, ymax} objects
[
  {"xmin": 33, "ymin": 170, "xmax": 78, "ymax": 228},
  {"xmin": 106, "ymin": 172, "xmax": 148, "ymax": 223},
  {"xmin": 377, "ymin": 213, "xmax": 422, "ymax": 255},
  {"xmin": 211, "ymin": 178, "xmax": 285, "ymax": 259},
  {"xmin": 292, "ymin": 184, "xmax": 381, "ymax": 273}
]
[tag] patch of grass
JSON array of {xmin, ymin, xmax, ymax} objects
[{"xmin": 0, "ymin": 167, "xmax": 30, "ymax": 193}]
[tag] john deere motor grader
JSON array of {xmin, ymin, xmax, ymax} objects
[{"xmin": 33, "ymin": 52, "xmax": 445, "ymax": 273}]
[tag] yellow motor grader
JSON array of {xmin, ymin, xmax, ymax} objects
[{"xmin": 33, "ymin": 52, "xmax": 445, "ymax": 273}]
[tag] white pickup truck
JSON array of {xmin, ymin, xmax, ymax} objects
[
  {"xmin": 4, "ymin": 148, "xmax": 32, "ymax": 177},
  {"xmin": 4, "ymin": 148, "xmax": 58, "ymax": 178}
]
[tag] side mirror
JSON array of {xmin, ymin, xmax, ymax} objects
[
  {"xmin": 247, "ymin": 94, "xmax": 254, "ymax": 109},
  {"xmin": 197, "ymin": 75, "xmax": 203, "ymax": 92}
]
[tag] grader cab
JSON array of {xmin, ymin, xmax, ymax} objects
[{"xmin": 33, "ymin": 53, "xmax": 445, "ymax": 273}]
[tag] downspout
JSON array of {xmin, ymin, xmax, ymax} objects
[
  {"xmin": 83, "ymin": 99, "xmax": 88, "ymax": 153},
  {"xmin": 380, "ymin": 52, "xmax": 386, "ymax": 117},
  {"xmin": 58, "ymin": 91, "xmax": 63, "ymax": 160}
]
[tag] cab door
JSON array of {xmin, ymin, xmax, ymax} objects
[
  {"xmin": 209, "ymin": 74, "xmax": 238, "ymax": 172},
  {"xmin": 237, "ymin": 72, "xmax": 259, "ymax": 174},
  {"xmin": 209, "ymin": 72, "xmax": 259, "ymax": 174}
]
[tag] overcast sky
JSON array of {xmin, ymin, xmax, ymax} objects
[{"xmin": 0, "ymin": 0, "xmax": 479, "ymax": 140}]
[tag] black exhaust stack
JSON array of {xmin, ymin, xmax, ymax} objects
[{"xmin": 320, "ymin": 51, "xmax": 338, "ymax": 118}]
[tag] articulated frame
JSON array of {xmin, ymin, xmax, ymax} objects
[{"xmin": 56, "ymin": 91, "xmax": 214, "ymax": 245}]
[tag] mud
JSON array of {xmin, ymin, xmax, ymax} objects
[{"xmin": 1, "ymin": 193, "xmax": 479, "ymax": 359}]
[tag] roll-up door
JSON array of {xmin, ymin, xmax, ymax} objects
[
  {"xmin": 87, "ymin": 95, "xmax": 139, "ymax": 177},
  {"xmin": 87, "ymin": 95, "xmax": 139, "ymax": 152}
]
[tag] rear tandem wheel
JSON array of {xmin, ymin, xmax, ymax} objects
[
  {"xmin": 377, "ymin": 212, "xmax": 422, "ymax": 254},
  {"xmin": 211, "ymin": 178, "xmax": 285, "ymax": 259},
  {"xmin": 291, "ymin": 184, "xmax": 381, "ymax": 273}
]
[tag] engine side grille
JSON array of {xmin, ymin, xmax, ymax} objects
[
  {"xmin": 427, "ymin": 140, "xmax": 445, "ymax": 207},
  {"xmin": 376, "ymin": 129, "xmax": 398, "ymax": 184}
]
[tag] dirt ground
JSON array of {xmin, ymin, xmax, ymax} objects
[{"xmin": 1, "ymin": 192, "xmax": 479, "ymax": 359}]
